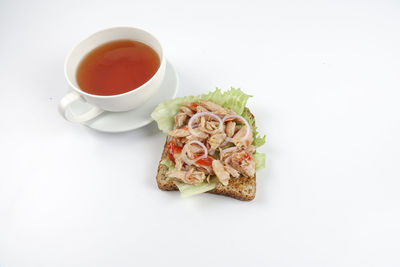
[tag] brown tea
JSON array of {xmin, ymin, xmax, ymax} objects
[{"xmin": 76, "ymin": 39, "xmax": 160, "ymax": 96}]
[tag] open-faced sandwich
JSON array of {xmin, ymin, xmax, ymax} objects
[{"xmin": 151, "ymin": 88, "xmax": 266, "ymax": 201}]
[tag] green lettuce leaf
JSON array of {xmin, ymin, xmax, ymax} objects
[
  {"xmin": 173, "ymin": 178, "xmax": 217, "ymax": 198},
  {"xmin": 221, "ymin": 88, "xmax": 252, "ymax": 115},
  {"xmin": 253, "ymin": 135, "xmax": 266, "ymax": 147},
  {"xmin": 241, "ymin": 107, "xmax": 266, "ymax": 147},
  {"xmin": 254, "ymin": 152, "xmax": 266, "ymax": 170},
  {"xmin": 150, "ymin": 95, "xmax": 197, "ymax": 134},
  {"xmin": 160, "ymin": 159, "xmax": 175, "ymax": 169}
]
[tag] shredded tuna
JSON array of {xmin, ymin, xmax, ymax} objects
[
  {"xmin": 225, "ymin": 121, "xmax": 236, "ymax": 137},
  {"xmin": 196, "ymin": 105, "xmax": 209, "ymax": 113},
  {"xmin": 198, "ymin": 100, "xmax": 235, "ymax": 118},
  {"xmin": 182, "ymin": 102, "xmax": 197, "ymax": 112},
  {"xmin": 224, "ymin": 164, "xmax": 240, "ymax": 178},
  {"xmin": 168, "ymin": 128, "xmax": 190, "ymax": 137},
  {"xmin": 231, "ymin": 151, "xmax": 256, "ymax": 177},
  {"xmin": 208, "ymin": 132, "xmax": 226, "ymax": 150},
  {"xmin": 212, "ymin": 160, "xmax": 230, "ymax": 186},
  {"xmin": 174, "ymin": 154, "xmax": 184, "ymax": 170},
  {"xmin": 186, "ymin": 131, "xmax": 209, "ymax": 141},
  {"xmin": 175, "ymin": 112, "xmax": 187, "ymax": 128},
  {"xmin": 232, "ymin": 126, "xmax": 253, "ymax": 148},
  {"xmin": 174, "ymin": 137, "xmax": 185, "ymax": 147},
  {"xmin": 168, "ymin": 100, "xmax": 257, "ymax": 187},
  {"xmin": 246, "ymin": 145, "xmax": 256, "ymax": 154},
  {"xmin": 166, "ymin": 168, "xmax": 206, "ymax": 185},
  {"xmin": 180, "ymin": 106, "xmax": 194, "ymax": 117}
]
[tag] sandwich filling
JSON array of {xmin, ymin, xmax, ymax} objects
[{"xmin": 166, "ymin": 100, "xmax": 256, "ymax": 186}]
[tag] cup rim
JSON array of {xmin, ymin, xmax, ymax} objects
[{"xmin": 64, "ymin": 26, "xmax": 166, "ymax": 99}]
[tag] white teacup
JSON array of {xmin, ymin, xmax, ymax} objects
[{"xmin": 59, "ymin": 26, "xmax": 166, "ymax": 123}]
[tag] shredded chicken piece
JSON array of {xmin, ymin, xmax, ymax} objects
[
  {"xmin": 168, "ymin": 128, "xmax": 190, "ymax": 137},
  {"xmin": 225, "ymin": 121, "xmax": 236, "ymax": 137},
  {"xmin": 212, "ymin": 160, "xmax": 230, "ymax": 186}
]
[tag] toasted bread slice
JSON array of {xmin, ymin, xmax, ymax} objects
[{"xmin": 155, "ymin": 109, "xmax": 257, "ymax": 201}]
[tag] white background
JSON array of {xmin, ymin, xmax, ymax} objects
[{"xmin": 0, "ymin": 0, "xmax": 399, "ymax": 266}]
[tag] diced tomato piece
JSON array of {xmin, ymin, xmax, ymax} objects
[
  {"xmin": 190, "ymin": 102, "xmax": 198, "ymax": 109},
  {"xmin": 167, "ymin": 141, "xmax": 183, "ymax": 164},
  {"xmin": 195, "ymin": 156, "xmax": 213, "ymax": 166},
  {"xmin": 243, "ymin": 152, "xmax": 252, "ymax": 160},
  {"xmin": 174, "ymin": 146, "xmax": 183, "ymax": 154},
  {"xmin": 167, "ymin": 141, "xmax": 176, "ymax": 164}
]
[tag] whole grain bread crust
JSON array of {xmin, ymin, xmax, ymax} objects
[{"xmin": 156, "ymin": 109, "xmax": 257, "ymax": 201}]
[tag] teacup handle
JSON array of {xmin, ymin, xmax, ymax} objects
[{"xmin": 58, "ymin": 91, "xmax": 104, "ymax": 123}]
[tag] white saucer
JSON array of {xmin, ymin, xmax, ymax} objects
[{"xmin": 80, "ymin": 60, "xmax": 178, "ymax": 133}]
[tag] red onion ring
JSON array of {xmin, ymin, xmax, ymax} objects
[
  {"xmin": 181, "ymin": 140, "xmax": 208, "ymax": 166},
  {"xmin": 188, "ymin": 112, "xmax": 223, "ymax": 136}
]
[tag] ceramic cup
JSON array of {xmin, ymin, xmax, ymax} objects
[{"xmin": 59, "ymin": 26, "xmax": 166, "ymax": 123}]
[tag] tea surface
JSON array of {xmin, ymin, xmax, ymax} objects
[{"xmin": 76, "ymin": 40, "xmax": 160, "ymax": 96}]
